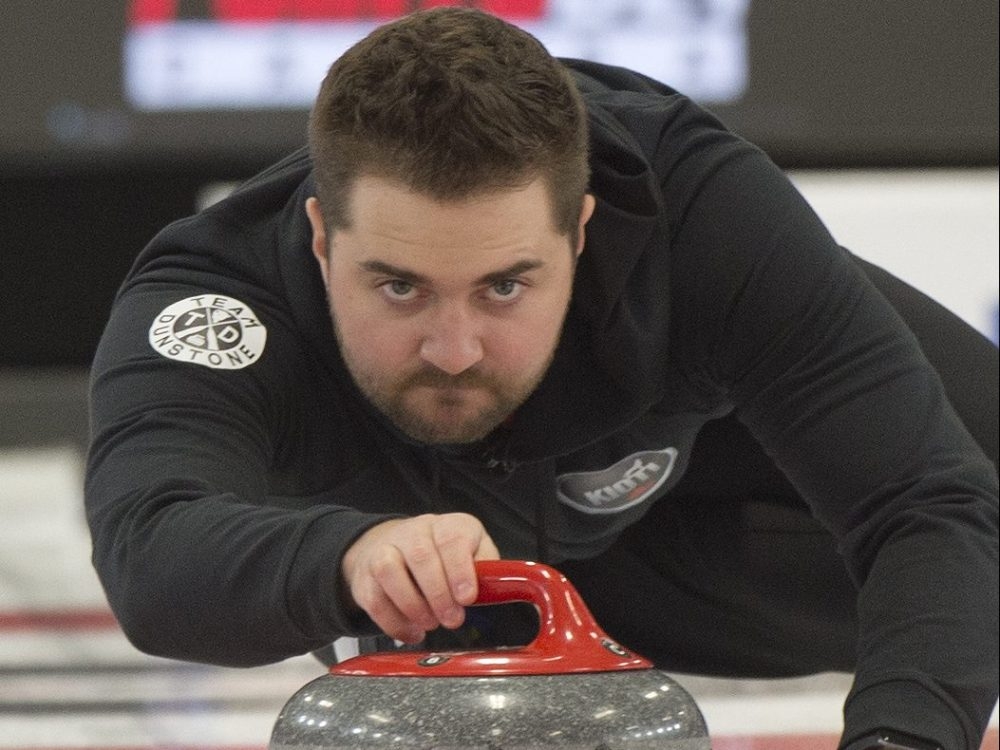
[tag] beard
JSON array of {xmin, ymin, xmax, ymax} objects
[
  {"xmin": 350, "ymin": 364, "xmax": 544, "ymax": 444},
  {"xmin": 332, "ymin": 323, "xmax": 556, "ymax": 445}
]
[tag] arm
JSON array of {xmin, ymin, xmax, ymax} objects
[
  {"xmin": 658, "ymin": 132, "xmax": 997, "ymax": 747},
  {"xmin": 86, "ymin": 278, "xmax": 397, "ymax": 666},
  {"xmin": 88, "ymin": 272, "xmax": 500, "ymax": 665}
]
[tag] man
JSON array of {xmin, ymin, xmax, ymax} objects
[{"xmin": 85, "ymin": 8, "xmax": 998, "ymax": 749}]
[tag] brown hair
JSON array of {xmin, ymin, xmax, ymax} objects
[{"xmin": 308, "ymin": 7, "xmax": 589, "ymax": 240}]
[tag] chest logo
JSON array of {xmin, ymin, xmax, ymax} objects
[
  {"xmin": 556, "ymin": 448, "xmax": 678, "ymax": 515},
  {"xmin": 148, "ymin": 294, "xmax": 267, "ymax": 370}
]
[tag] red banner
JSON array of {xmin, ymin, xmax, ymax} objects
[{"xmin": 130, "ymin": 0, "xmax": 546, "ymax": 23}]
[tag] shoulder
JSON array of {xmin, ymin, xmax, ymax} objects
[
  {"xmin": 101, "ymin": 149, "xmax": 323, "ymax": 383},
  {"xmin": 563, "ymin": 59, "xmax": 735, "ymax": 158},
  {"xmin": 563, "ymin": 58, "xmax": 764, "ymax": 229},
  {"xmin": 120, "ymin": 149, "xmax": 315, "ymax": 302}
]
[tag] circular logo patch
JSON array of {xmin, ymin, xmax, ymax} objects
[{"xmin": 148, "ymin": 294, "xmax": 267, "ymax": 370}]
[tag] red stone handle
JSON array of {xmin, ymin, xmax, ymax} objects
[{"xmin": 330, "ymin": 560, "xmax": 652, "ymax": 676}]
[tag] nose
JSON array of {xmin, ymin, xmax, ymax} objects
[{"xmin": 419, "ymin": 301, "xmax": 484, "ymax": 375}]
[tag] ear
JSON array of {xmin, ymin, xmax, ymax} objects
[
  {"xmin": 305, "ymin": 197, "xmax": 330, "ymax": 284},
  {"xmin": 574, "ymin": 194, "xmax": 597, "ymax": 258}
]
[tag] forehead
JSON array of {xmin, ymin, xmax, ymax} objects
[{"xmin": 341, "ymin": 174, "xmax": 562, "ymax": 258}]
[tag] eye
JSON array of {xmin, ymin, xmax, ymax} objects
[
  {"xmin": 485, "ymin": 279, "xmax": 524, "ymax": 303},
  {"xmin": 379, "ymin": 279, "xmax": 419, "ymax": 302}
]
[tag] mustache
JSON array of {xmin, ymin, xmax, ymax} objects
[{"xmin": 404, "ymin": 367, "xmax": 499, "ymax": 390}]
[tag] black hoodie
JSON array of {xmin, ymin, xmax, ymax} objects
[{"xmin": 86, "ymin": 60, "xmax": 998, "ymax": 747}]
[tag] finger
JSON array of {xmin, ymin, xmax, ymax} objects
[
  {"xmin": 357, "ymin": 585, "xmax": 427, "ymax": 644},
  {"xmin": 433, "ymin": 514, "xmax": 494, "ymax": 607},
  {"xmin": 367, "ymin": 546, "xmax": 440, "ymax": 633},
  {"xmin": 400, "ymin": 528, "xmax": 467, "ymax": 630}
]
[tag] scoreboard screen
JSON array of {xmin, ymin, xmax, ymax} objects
[
  {"xmin": 1, "ymin": 0, "xmax": 997, "ymax": 171},
  {"xmin": 122, "ymin": 0, "xmax": 748, "ymax": 110}
]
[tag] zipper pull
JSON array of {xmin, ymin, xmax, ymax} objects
[{"xmin": 484, "ymin": 456, "xmax": 516, "ymax": 474}]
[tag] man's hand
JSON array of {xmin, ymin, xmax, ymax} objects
[{"xmin": 341, "ymin": 513, "xmax": 500, "ymax": 643}]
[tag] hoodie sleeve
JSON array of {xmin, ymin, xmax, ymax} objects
[
  {"xmin": 654, "ymin": 112, "xmax": 998, "ymax": 747},
  {"xmin": 85, "ymin": 230, "xmax": 394, "ymax": 667}
]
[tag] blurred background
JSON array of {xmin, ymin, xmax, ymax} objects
[{"xmin": 1, "ymin": 1, "xmax": 997, "ymax": 748}]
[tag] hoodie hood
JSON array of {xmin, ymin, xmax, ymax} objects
[{"xmin": 506, "ymin": 65, "xmax": 680, "ymax": 461}]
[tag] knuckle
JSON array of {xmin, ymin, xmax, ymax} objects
[
  {"xmin": 406, "ymin": 541, "xmax": 434, "ymax": 566},
  {"xmin": 367, "ymin": 554, "xmax": 391, "ymax": 579},
  {"xmin": 367, "ymin": 549, "xmax": 399, "ymax": 584},
  {"xmin": 434, "ymin": 514, "xmax": 479, "ymax": 546}
]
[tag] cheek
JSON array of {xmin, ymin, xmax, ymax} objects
[
  {"xmin": 337, "ymin": 312, "xmax": 418, "ymax": 371},
  {"xmin": 488, "ymin": 306, "xmax": 566, "ymax": 371},
  {"xmin": 329, "ymin": 284, "xmax": 410, "ymax": 367}
]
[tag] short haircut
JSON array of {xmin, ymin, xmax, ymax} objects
[{"xmin": 308, "ymin": 7, "xmax": 590, "ymax": 241}]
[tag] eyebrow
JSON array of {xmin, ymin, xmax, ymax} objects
[{"xmin": 358, "ymin": 259, "xmax": 545, "ymax": 286}]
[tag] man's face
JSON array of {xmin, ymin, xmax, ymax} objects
[{"xmin": 307, "ymin": 175, "xmax": 595, "ymax": 445}]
